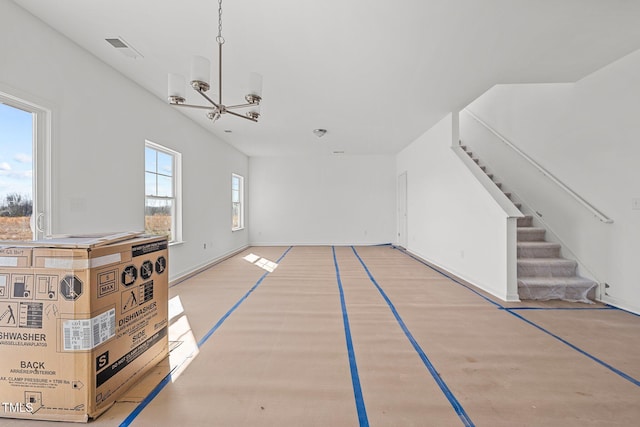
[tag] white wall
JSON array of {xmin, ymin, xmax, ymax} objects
[
  {"xmin": 249, "ymin": 155, "xmax": 396, "ymax": 245},
  {"xmin": 396, "ymin": 114, "xmax": 516, "ymax": 301},
  {"xmin": 465, "ymin": 48, "xmax": 640, "ymax": 313},
  {"xmin": 0, "ymin": 1, "xmax": 249, "ymax": 282}
]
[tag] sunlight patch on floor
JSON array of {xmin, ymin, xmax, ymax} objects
[
  {"xmin": 167, "ymin": 296, "xmax": 199, "ymax": 382},
  {"xmin": 243, "ymin": 253, "xmax": 278, "ymax": 272}
]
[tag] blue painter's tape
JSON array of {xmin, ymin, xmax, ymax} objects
[
  {"xmin": 120, "ymin": 246, "xmax": 293, "ymax": 427},
  {"xmin": 505, "ymin": 309, "xmax": 640, "ymax": 387},
  {"xmin": 503, "ymin": 307, "xmax": 616, "ymax": 311},
  {"xmin": 394, "ymin": 247, "xmax": 640, "ymax": 389},
  {"xmin": 119, "ymin": 365, "xmax": 175, "ymax": 426},
  {"xmin": 351, "ymin": 247, "xmax": 474, "ymax": 427},
  {"xmin": 332, "ymin": 246, "xmax": 370, "ymax": 427},
  {"xmin": 604, "ymin": 304, "xmax": 640, "ymax": 317},
  {"xmin": 197, "ymin": 246, "xmax": 293, "ymax": 347},
  {"xmin": 395, "ymin": 247, "xmax": 503, "ymax": 309}
]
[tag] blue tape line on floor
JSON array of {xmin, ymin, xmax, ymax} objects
[
  {"xmin": 505, "ymin": 309, "xmax": 640, "ymax": 387},
  {"xmin": 605, "ymin": 304, "xmax": 640, "ymax": 317},
  {"xmin": 394, "ymin": 246, "xmax": 640, "ymax": 389},
  {"xmin": 332, "ymin": 246, "xmax": 370, "ymax": 427},
  {"xmin": 503, "ymin": 307, "xmax": 616, "ymax": 311},
  {"xmin": 395, "ymin": 247, "xmax": 502, "ymax": 308},
  {"xmin": 351, "ymin": 246, "xmax": 474, "ymax": 427},
  {"xmin": 120, "ymin": 246, "xmax": 293, "ymax": 427},
  {"xmin": 197, "ymin": 246, "xmax": 293, "ymax": 348}
]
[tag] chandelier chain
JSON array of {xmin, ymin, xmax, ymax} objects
[{"xmin": 217, "ymin": 0, "xmax": 225, "ymax": 44}]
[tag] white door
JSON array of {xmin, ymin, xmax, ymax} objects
[
  {"xmin": 0, "ymin": 91, "xmax": 50, "ymax": 240},
  {"xmin": 397, "ymin": 172, "xmax": 408, "ymax": 248}
]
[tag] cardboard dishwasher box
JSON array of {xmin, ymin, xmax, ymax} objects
[{"xmin": 0, "ymin": 233, "xmax": 169, "ymax": 422}]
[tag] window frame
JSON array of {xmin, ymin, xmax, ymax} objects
[
  {"xmin": 145, "ymin": 140, "xmax": 182, "ymax": 244},
  {"xmin": 0, "ymin": 87, "xmax": 52, "ymax": 240},
  {"xmin": 231, "ymin": 173, "xmax": 244, "ymax": 231}
]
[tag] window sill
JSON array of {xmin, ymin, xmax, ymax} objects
[
  {"xmin": 231, "ymin": 227, "xmax": 245, "ymax": 232},
  {"xmin": 169, "ymin": 240, "xmax": 185, "ymax": 247}
]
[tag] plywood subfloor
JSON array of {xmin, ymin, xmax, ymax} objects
[{"xmin": 7, "ymin": 246, "xmax": 640, "ymax": 426}]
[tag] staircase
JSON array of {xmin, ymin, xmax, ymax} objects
[{"xmin": 460, "ymin": 145, "xmax": 597, "ymax": 303}]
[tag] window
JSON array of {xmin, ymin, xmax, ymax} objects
[
  {"xmin": 145, "ymin": 141, "xmax": 181, "ymax": 243},
  {"xmin": 232, "ymin": 173, "xmax": 244, "ymax": 231}
]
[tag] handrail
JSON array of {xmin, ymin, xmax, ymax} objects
[{"xmin": 462, "ymin": 108, "xmax": 613, "ymax": 224}]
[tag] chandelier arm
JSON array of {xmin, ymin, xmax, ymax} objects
[
  {"xmin": 226, "ymin": 109, "xmax": 258, "ymax": 122},
  {"xmin": 170, "ymin": 103, "xmax": 219, "ymax": 110},
  {"xmin": 194, "ymin": 88, "xmax": 221, "ymax": 109},
  {"xmin": 225, "ymin": 103, "xmax": 257, "ymax": 110}
]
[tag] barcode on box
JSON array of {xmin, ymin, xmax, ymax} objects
[{"xmin": 63, "ymin": 309, "xmax": 116, "ymax": 351}]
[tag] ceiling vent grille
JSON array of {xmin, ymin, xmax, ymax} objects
[{"xmin": 105, "ymin": 37, "xmax": 143, "ymax": 59}]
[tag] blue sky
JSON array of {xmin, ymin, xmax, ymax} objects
[
  {"xmin": 0, "ymin": 103, "xmax": 33, "ymax": 202},
  {"xmin": 145, "ymin": 146, "xmax": 173, "ymax": 198}
]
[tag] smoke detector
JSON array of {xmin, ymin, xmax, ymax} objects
[{"xmin": 313, "ymin": 129, "xmax": 327, "ymax": 138}]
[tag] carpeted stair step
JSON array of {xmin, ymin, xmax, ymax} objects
[
  {"xmin": 517, "ymin": 258, "xmax": 577, "ymax": 277},
  {"xmin": 517, "ymin": 241, "xmax": 561, "ymax": 258},
  {"xmin": 514, "ymin": 203, "xmax": 522, "ymax": 209},
  {"xmin": 517, "ymin": 227, "xmax": 545, "ymax": 241},
  {"xmin": 518, "ymin": 277, "xmax": 597, "ymax": 301},
  {"xmin": 517, "ymin": 215, "xmax": 533, "ymax": 227},
  {"xmin": 503, "ymin": 191, "xmax": 511, "ymax": 198}
]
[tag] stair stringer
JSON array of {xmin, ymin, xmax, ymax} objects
[{"xmin": 451, "ymin": 144, "xmax": 522, "ymax": 302}]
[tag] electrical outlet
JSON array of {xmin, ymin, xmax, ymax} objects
[
  {"xmin": 632, "ymin": 198, "xmax": 640, "ymax": 210},
  {"xmin": 203, "ymin": 243, "xmax": 207, "ymax": 249}
]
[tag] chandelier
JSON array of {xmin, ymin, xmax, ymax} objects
[{"xmin": 167, "ymin": 0, "xmax": 262, "ymax": 123}]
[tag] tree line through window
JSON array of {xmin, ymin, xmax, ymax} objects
[
  {"xmin": 145, "ymin": 141, "xmax": 179, "ymax": 242},
  {"xmin": 0, "ymin": 102, "xmax": 34, "ymax": 241}
]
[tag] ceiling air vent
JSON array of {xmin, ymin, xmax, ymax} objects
[{"xmin": 105, "ymin": 37, "xmax": 143, "ymax": 59}]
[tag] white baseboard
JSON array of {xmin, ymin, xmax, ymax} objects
[
  {"xmin": 249, "ymin": 241, "xmax": 392, "ymax": 247},
  {"xmin": 405, "ymin": 248, "xmax": 517, "ymax": 303},
  {"xmin": 169, "ymin": 245, "xmax": 249, "ymax": 287},
  {"xmin": 600, "ymin": 295, "xmax": 640, "ymax": 316}
]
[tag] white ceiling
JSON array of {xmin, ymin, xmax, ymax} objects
[{"xmin": 12, "ymin": 0, "xmax": 640, "ymax": 157}]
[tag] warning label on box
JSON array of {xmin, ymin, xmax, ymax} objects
[
  {"xmin": 96, "ymin": 326, "xmax": 166, "ymax": 387},
  {"xmin": 132, "ymin": 241, "xmax": 168, "ymax": 258},
  {"xmin": 0, "ymin": 302, "xmax": 43, "ymax": 329},
  {"xmin": 121, "ymin": 281, "xmax": 154, "ymax": 314},
  {"xmin": 19, "ymin": 302, "xmax": 43, "ymax": 328}
]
